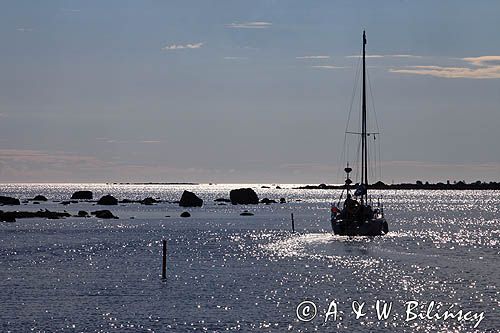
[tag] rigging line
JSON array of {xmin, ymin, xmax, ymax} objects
[
  {"xmin": 337, "ymin": 50, "xmax": 362, "ymax": 183},
  {"xmin": 367, "ymin": 65, "xmax": 382, "ymax": 181},
  {"xmin": 367, "ymin": 68, "xmax": 380, "ymax": 134},
  {"xmin": 354, "ymin": 134, "xmax": 361, "ymax": 185}
]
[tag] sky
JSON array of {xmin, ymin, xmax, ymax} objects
[{"xmin": 1, "ymin": 0, "xmax": 499, "ymax": 183}]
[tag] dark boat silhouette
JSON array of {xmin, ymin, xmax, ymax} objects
[{"xmin": 330, "ymin": 31, "xmax": 389, "ymax": 236}]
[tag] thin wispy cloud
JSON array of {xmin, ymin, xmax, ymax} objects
[
  {"xmin": 161, "ymin": 42, "xmax": 204, "ymax": 51},
  {"xmin": 346, "ymin": 54, "xmax": 422, "ymax": 59},
  {"xmin": 16, "ymin": 27, "xmax": 33, "ymax": 32},
  {"xmin": 296, "ymin": 55, "xmax": 330, "ymax": 59},
  {"xmin": 223, "ymin": 56, "xmax": 248, "ymax": 60},
  {"xmin": 60, "ymin": 8, "xmax": 81, "ymax": 13},
  {"xmin": 390, "ymin": 55, "xmax": 500, "ymax": 79},
  {"xmin": 462, "ymin": 55, "xmax": 500, "ymax": 66},
  {"xmin": 311, "ymin": 65, "xmax": 348, "ymax": 69},
  {"xmin": 225, "ymin": 21, "xmax": 272, "ymax": 29}
]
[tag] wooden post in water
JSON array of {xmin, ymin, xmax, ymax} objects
[
  {"xmin": 162, "ymin": 240, "xmax": 167, "ymax": 279},
  {"xmin": 291, "ymin": 213, "xmax": 295, "ymax": 233}
]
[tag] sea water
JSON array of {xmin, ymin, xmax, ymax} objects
[{"xmin": 0, "ymin": 184, "xmax": 498, "ymax": 332}]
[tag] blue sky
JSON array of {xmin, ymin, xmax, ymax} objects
[{"xmin": 1, "ymin": 0, "xmax": 499, "ymax": 183}]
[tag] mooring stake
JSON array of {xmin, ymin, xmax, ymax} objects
[
  {"xmin": 162, "ymin": 239, "xmax": 167, "ymax": 280},
  {"xmin": 291, "ymin": 213, "xmax": 295, "ymax": 233}
]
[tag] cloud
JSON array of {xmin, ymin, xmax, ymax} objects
[
  {"xmin": 462, "ymin": 55, "xmax": 500, "ymax": 66},
  {"xmin": 346, "ymin": 54, "xmax": 422, "ymax": 59},
  {"xmin": 389, "ymin": 55, "xmax": 500, "ymax": 79},
  {"xmin": 311, "ymin": 65, "xmax": 348, "ymax": 69},
  {"xmin": 223, "ymin": 56, "xmax": 248, "ymax": 60},
  {"xmin": 161, "ymin": 42, "xmax": 204, "ymax": 51},
  {"xmin": 0, "ymin": 149, "xmax": 109, "ymax": 169},
  {"xmin": 96, "ymin": 138, "xmax": 162, "ymax": 144},
  {"xmin": 60, "ymin": 8, "xmax": 81, "ymax": 13},
  {"xmin": 225, "ymin": 21, "xmax": 272, "ymax": 29},
  {"xmin": 296, "ymin": 55, "xmax": 330, "ymax": 59},
  {"xmin": 16, "ymin": 27, "xmax": 33, "ymax": 32}
]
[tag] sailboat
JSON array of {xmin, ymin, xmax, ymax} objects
[{"xmin": 330, "ymin": 31, "xmax": 389, "ymax": 236}]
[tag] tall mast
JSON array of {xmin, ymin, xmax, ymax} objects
[{"xmin": 362, "ymin": 30, "xmax": 367, "ymax": 203}]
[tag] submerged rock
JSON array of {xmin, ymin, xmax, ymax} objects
[
  {"xmin": 214, "ymin": 198, "xmax": 231, "ymax": 203},
  {"xmin": 260, "ymin": 198, "xmax": 277, "ymax": 204},
  {"xmin": 77, "ymin": 210, "xmax": 89, "ymax": 217},
  {"xmin": 179, "ymin": 191, "xmax": 203, "ymax": 207},
  {"xmin": 71, "ymin": 191, "xmax": 93, "ymax": 200},
  {"xmin": 141, "ymin": 197, "xmax": 159, "ymax": 205},
  {"xmin": 230, "ymin": 188, "xmax": 259, "ymax": 205},
  {"xmin": 0, "ymin": 196, "xmax": 20, "ymax": 206},
  {"xmin": 91, "ymin": 210, "xmax": 118, "ymax": 219},
  {"xmin": 97, "ymin": 195, "xmax": 118, "ymax": 205},
  {"xmin": 280, "ymin": 198, "xmax": 286, "ymax": 203},
  {"xmin": 180, "ymin": 211, "xmax": 191, "ymax": 218},
  {"xmin": 0, "ymin": 210, "xmax": 71, "ymax": 221},
  {"xmin": 32, "ymin": 195, "xmax": 48, "ymax": 201},
  {"xmin": 240, "ymin": 210, "xmax": 254, "ymax": 216}
]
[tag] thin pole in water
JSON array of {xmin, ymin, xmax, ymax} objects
[
  {"xmin": 291, "ymin": 213, "xmax": 295, "ymax": 233},
  {"xmin": 162, "ymin": 240, "xmax": 167, "ymax": 280}
]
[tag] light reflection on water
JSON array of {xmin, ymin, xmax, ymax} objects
[{"xmin": 0, "ymin": 184, "xmax": 498, "ymax": 332}]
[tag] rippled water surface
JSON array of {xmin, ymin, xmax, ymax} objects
[{"xmin": 0, "ymin": 184, "xmax": 498, "ymax": 332}]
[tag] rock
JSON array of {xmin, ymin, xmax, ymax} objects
[
  {"xmin": 60, "ymin": 201, "xmax": 71, "ymax": 205},
  {"xmin": 97, "ymin": 195, "xmax": 118, "ymax": 205},
  {"xmin": 77, "ymin": 210, "xmax": 89, "ymax": 217},
  {"xmin": 276, "ymin": 186, "xmax": 282, "ymax": 189},
  {"xmin": 217, "ymin": 203, "xmax": 227, "ymax": 206},
  {"xmin": 230, "ymin": 188, "xmax": 259, "ymax": 205},
  {"xmin": 1, "ymin": 215, "xmax": 16, "ymax": 222},
  {"xmin": 0, "ymin": 196, "xmax": 20, "ymax": 205},
  {"xmin": 240, "ymin": 210, "xmax": 254, "ymax": 216},
  {"xmin": 180, "ymin": 211, "xmax": 191, "ymax": 217},
  {"xmin": 91, "ymin": 210, "xmax": 118, "ymax": 219},
  {"xmin": 0, "ymin": 210, "xmax": 70, "ymax": 221},
  {"xmin": 32, "ymin": 195, "xmax": 48, "ymax": 201},
  {"xmin": 318, "ymin": 183, "xmax": 327, "ymax": 189},
  {"xmin": 260, "ymin": 198, "xmax": 277, "ymax": 204},
  {"xmin": 280, "ymin": 198, "xmax": 286, "ymax": 203},
  {"xmin": 214, "ymin": 198, "xmax": 231, "ymax": 203},
  {"xmin": 141, "ymin": 197, "xmax": 159, "ymax": 205},
  {"xmin": 33, "ymin": 202, "xmax": 40, "ymax": 205},
  {"xmin": 71, "ymin": 191, "xmax": 93, "ymax": 200},
  {"xmin": 261, "ymin": 186, "xmax": 270, "ymax": 189},
  {"xmin": 119, "ymin": 199, "xmax": 135, "ymax": 203},
  {"xmin": 179, "ymin": 191, "xmax": 203, "ymax": 207}
]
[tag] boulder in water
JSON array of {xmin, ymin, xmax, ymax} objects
[
  {"xmin": 77, "ymin": 210, "xmax": 89, "ymax": 217},
  {"xmin": 141, "ymin": 197, "xmax": 159, "ymax": 205},
  {"xmin": 260, "ymin": 198, "xmax": 277, "ymax": 204},
  {"xmin": 180, "ymin": 211, "xmax": 191, "ymax": 218},
  {"xmin": 32, "ymin": 195, "xmax": 48, "ymax": 201},
  {"xmin": 97, "ymin": 195, "xmax": 118, "ymax": 205},
  {"xmin": 0, "ymin": 196, "xmax": 20, "ymax": 206},
  {"xmin": 71, "ymin": 191, "xmax": 93, "ymax": 200},
  {"xmin": 91, "ymin": 210, "xmax": 118, "ymax": 219},
  {"xmin": 179, "ymin": 191, "xmax": 203, "ymax": 207},
  {"xmin": 230, "ymin": 188, "xmax": 259, "ymax": 205},
  {"xmin": 240, "ymin": 210, "xmax": 254, "ymax": 216}
]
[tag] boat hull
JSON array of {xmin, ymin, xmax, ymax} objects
[{"xmin": 331, "ymin": 217, "xmax": 388, "ymax": 236}]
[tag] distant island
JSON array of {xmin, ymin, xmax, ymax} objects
[
  {"xmin": 295, "ymin": 180, "xmax": 500, "ymax": 190},
  {"xmin": 109, "ymin": 182, "xmax": 199, "ymax": 185}
]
